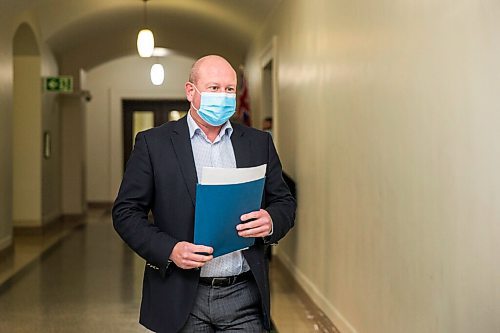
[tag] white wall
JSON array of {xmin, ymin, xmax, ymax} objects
[
  {"xmin": 85, "ymin": 54, "xmax": 195, "ymax": 202},
  {"xmin": 246, "ymin": 1, "xmax": 500, "ymax": 332}
]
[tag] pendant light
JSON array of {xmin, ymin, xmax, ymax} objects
[
  {"xmin": 137, "ymin": 0, "xmax": 154, "ymax": 57},
  {"xmin": 150, "ymin": 62, "xmax": 164, "ymax": 85}
]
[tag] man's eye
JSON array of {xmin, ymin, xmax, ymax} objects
[{"xmin": 208, "ymin": 86, "xmax": 218, "ymax": 91}]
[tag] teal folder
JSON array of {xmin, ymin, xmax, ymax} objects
[{"xmin": 194, "ymin": 178, "xmax": 265, "ymax": 257}]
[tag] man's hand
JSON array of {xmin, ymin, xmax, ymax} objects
[
  {"xmin": 169, "ymin": 241, "xmax": 213, "ymax": 269},
  {"xmin": 237, "ymin": 209, "xmax": 273, "ymax": 238}
]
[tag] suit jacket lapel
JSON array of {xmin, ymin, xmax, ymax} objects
[
  {"xmin": 231, "ymin": 123, "xmax": 252, "ymax": 168},
  {"xmin": 171, "ymin": 117, "xmax": 197, "ymax": 206},
  {"xmin": 170, "ymin": 120, "xmax": 251, "ymax": 207}
]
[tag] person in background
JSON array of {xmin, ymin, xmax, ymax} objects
[
  {"xmin": 262, "ymin": 116, "xmax": 273, "ymax": 136},
  {"xmin": 260, "ymin": 116, "xmax": 296, "ymax": 201}
]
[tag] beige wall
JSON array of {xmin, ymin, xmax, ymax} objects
[
  {"xmin": 0, "ymin": 6, "xmax": 61, "ymax": 248},
  {"xmin": 0, "ymin": 18, "xmax": 14, "ymax": 251},
  {"xmin": 41, "ymin": 85, "xmax": 61, "ymax": 224},
  {"xmin": 60, "ymin": 95, "xmax": 86, "ymax": 215},
  {"xmin": 85, "ymin": 54, "xmax": 195, "ymax": 202},
  {"xmin": 12, "ymin": 21, "xmax": 60, "ymax": 227},
  {"xmin": 40, "ymin": 34, "xmax": 61, "ymax": 224},
  {"xmin": 58, "ymin": 67, "xmax": 87, "ymax": 216},
  {"xmin": 246, "ymin": 1, "xmax": 500, "ymax": 332},
  {"xmin": 13, "ymin": 56, "xmax": 42, "ymax": 225}
]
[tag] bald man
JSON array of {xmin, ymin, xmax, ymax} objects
[{"xmin": 113, "ymin": 55, "xmax": 296, "ymax": 333}]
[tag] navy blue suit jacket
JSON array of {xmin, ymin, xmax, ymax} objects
[{"xmin": 112, "ymin": 116, "xmax": 296, "ymax": 333}]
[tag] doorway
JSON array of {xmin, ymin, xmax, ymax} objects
[
  {"xmin": 260, "ymin": 36, "xmax": 279, "ymax": 150},
  {"xmin": 122, "ymin": 99, "xmax": 189, "ymax": 169},
  {"xmin": 262, "ymin": 60, "xmax": 274, "ymax": 127}
]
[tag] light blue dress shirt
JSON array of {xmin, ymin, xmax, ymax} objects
[{"xmin": 186, "ymin": 112, "xmax": 250, "ymax": 277}]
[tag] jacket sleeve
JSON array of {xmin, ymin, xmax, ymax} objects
[
  {"xmin": 112, "ymin": 132, "xmax": 178, "ymax": 272},
  {"xmin": 263, "ymin": 133, "xmax": 297, "ymax": 244}
]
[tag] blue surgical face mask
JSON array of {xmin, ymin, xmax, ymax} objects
[{"xmin": 190, "ymin": 84, "xmax": 236, "ymax": 126}]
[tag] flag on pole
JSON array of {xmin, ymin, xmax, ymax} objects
[{"xmin": 237, "ymin": 69, "xmax": 251, "ymax": 127}]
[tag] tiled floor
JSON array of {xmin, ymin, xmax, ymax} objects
[
  {"xmin": 0, "ymin": 209, "xmax": 336, "ymax": 332},
  {"xmin": 0, "ymin": 218, "xmax": 82, "ymax": 287}
]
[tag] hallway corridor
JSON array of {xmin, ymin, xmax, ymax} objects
[
  {"xmin": 0, "ymin": 209, "xmax": 335, "ymax": 333},
  {"xmin": 1, "ymin": 1, "xmax": 500, "ymax": 332},
  {"xmin": 0, "ymin": 209, "xmax": 148, "ymax": 332}
]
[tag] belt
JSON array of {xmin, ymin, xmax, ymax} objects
[{"xmin": 199, "ymin": 270, "xmax": 253, "ymax": 287}]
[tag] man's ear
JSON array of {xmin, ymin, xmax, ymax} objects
[{"xmin": 185, "ymin": 82, "xmax": 195, "ymax": 102}]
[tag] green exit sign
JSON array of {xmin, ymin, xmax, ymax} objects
[{"xmin": 44, "ymin": 76, "xmax": 73, "ymax": 93}]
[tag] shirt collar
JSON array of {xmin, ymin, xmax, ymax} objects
[{"xmin": 187, "ymin": 111, "xmax": 233, "ymax": 141}]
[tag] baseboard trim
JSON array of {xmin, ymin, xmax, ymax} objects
[
  {"xmin": 14, "ymin": 216, "xmax": 61, "ymax": 235},
  {"xmin": 0, "ymin": 236, "xmax": 14, "ymax": 259},
  {"xmin": 12, "ymin": 219, "xmax": 41, "ymax": 228},
  {"xmin": 62, "ymin": 213, "xmax": 85, "ymax": 222},
  {"xmin": 87, "ymin": 201, "xmax": 113, "ymax": 210},
  {"xmin": 43, "ymin": 211, "xmax": 62, "ymax": 226},
  {"xmin": 277, "ymin": 252, "xmax": 359, "ymax": 333},
  {"xmin": 13, "ymin": 214, "xmax": 85, "ymax": 235}
]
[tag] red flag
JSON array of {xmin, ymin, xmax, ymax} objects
[{"xmin": 237, "ymin": 72, "xmax": 251, "ymax": 127}]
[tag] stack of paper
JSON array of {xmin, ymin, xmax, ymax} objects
[{"xmin": 194, "ymin": 164, "xmax": 267, "ymax": 257}]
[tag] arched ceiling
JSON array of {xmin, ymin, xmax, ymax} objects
[{"xmin": 23, "ymin": 0, "xmax": 281, "ymax": 70}]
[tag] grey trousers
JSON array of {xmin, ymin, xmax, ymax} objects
[{"xmin": 179, "ymin": 277, "xmax": 267, "ymax": 332}]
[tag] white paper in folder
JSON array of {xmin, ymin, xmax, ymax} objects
[{"xmin": 200, "ymin": 164, "xmax": 267, "ymax": 185}]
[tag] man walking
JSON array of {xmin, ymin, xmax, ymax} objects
[{"xmin": 113, "ymin": 55, "xmax": 296, "ymax": 332}]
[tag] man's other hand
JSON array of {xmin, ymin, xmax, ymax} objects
[
  {"xmin": 169, "ymin": 242, "xmax": 213, "ymax": 269},
  {"xmin": 237, "ymin": 209, "xmax": 273, "ymax": 238}
]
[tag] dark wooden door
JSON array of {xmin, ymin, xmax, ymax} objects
[{"xmin": 122, "ymin": 99, "xmax": 189, "ymax": 170}]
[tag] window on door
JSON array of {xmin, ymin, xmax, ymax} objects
[{"xmin": 122, "ymin": 99, "xmax": 189, "ymax": 170}]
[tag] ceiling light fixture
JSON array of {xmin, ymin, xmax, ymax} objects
[
  {"xmin": 150, "ymin": 62, "xmax": 164, "ymax": 85},
  {"xmin": 137, "ymin": 0, "xmax": 154, "ymax": 57}
]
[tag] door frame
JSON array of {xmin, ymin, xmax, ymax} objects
[
  {"xmin": 260, "ymin": 36, "xmax": 279, "ymax": 151},
  {"xmin": 122, "ymin": 99, "xmax": 189, "ymax": 170}
]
